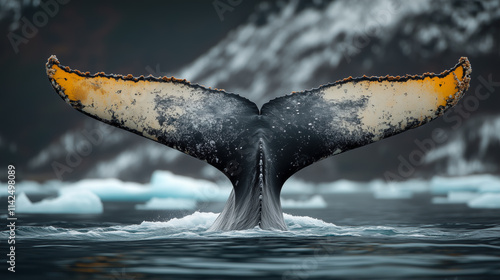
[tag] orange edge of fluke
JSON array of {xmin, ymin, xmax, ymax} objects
[{"xmin": 46, "ymin": 55, "xmax": 471, "ymax": 98}]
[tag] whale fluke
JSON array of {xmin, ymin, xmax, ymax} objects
[{"xmin": 46, "ymin": 56, "xmax": 471, "ymax": 231}]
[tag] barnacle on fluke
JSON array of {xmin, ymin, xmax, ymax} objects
[{"xmin": 46, "ymin": 56, "xmax": 471, "ymax": 231}]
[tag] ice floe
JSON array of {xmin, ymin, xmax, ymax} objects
[
  {"xmin": 6, "ymin": 172, "xmax": 500, "ymax": 213},
  {"xmin": 467, "ymin": 193, "xmax": 500, "ymax": 209},
  {"xmin": 56, "ymin": 170, "xmax": 230, "ymax": 202},
  {"xmin": 16, "ymin": 191, "xmax": 103, "ymax": 214},
  {"xmin": 281, "ymin": 195, "xmax": 327, "ymax": 209},
  {"xmin": 135, "ymin": 197, "xmax": 197, "ymax": 210}
]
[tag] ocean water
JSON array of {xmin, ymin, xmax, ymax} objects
[{"xmin": 2, "ymin": 192, "xmax": 499, "ymax": 280}]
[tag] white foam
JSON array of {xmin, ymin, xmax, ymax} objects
[
  {"xmin": 429, "ymin": 175, "xmax": 500, "ymax": 206},
  {"xmin": 9, "ymin": 210, "xmax": 500, "ymax": 241},
  {"xmin": 16, "ymin": 191, "xmax": 103, "ymax": 214},
  {"xmin": 157, "ymin": 211, "xmax": 219, "ymax": 230},
  {"xmin": 467, "ymin": 193, "xmax": 500, "ymax": 209},
  {"xmin": 135, "ymin": 198, "xmax": 197, "ymax": 210},
  {"xmin": 370, "ymin": 180, "xmax": 414, "ymax": 199},
  {"xmin": 283, "ymin": 213, "xmax": 337, "ymax": 230},
  {"xmin": 478, "ymin": 179, "xmax": 500, "ymax": 193},
  {"xmin": 281, "ymin": 195, "xmax": 327, "ymax": 208}
]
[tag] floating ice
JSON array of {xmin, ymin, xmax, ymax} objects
[
  {"xmin": 430, "ymin": 174, "xmax": 500, "ymax": 194},
  {"xmin": 283, "ymin": 178, "xmax": 429, "ymax": 198},
  {"xmin": 0, "ymin": 180, "xmax": 61, "ymax": 197},
  {"xmin": 281, "ymin": 195, "xmax": 327, "ymax": 208},
  {"xmin": 283, "ymin": 213, "xmax": 337, "ymax": 230},
  {"xmin": 16, "ymin": 191, "xmax": 103, "ymax": 214},
  {"xmin": 317, "ymin": 179, "xmax": 366, "ymax": 193},
  {"xmin": 467, "ymin": 193, "xmax": 500, "ymax": 209},
  {"xmin": 429, "ymin": 175, "xmax": 500, "ymax": 208},
  {"xmin": 281, "ymin": 178, "xmax": 316, "ymax": 194},
  {"xmin": 150, "ymin": 170, "xmax": 230, "ymax": 201},
  {"xmin": 432, "ymin": 192, "xmax": 481, "ymax": 204},
  {"xmin": 59, "ymin": 178, "xmax": 151, "ymax": 201},
  {"xmin": 369, "ymin": 180, "xmax": 425, "ymax": 199},
  {"xmin": 135, "ymin": 197, "xmax": 197, "ymax": 210},
  {"xmin": 57, "ymin": 170, "xmax": 230, "ymax": 202},
  {"xmin": 158, "ymin": 211, "xmax": 219, "ymax": 230}
]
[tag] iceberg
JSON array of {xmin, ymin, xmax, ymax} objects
[
  {"xmin": 149, "ymin": 170, "xmax": 230, "ymax": 201},
  {"xmin": 281, "ymin": 195, "xmax": 327, "ymax": 209},
  {"xmin": 317, "ymin": 179, "xmax": 366, "ymax": 193},
  {"xmin": 135, "ymin": 197, "xmax": 197, "ymax": 210},
  {"xmin": 432, "ymin": 192, "xmax": 481, "ymax": 204},
  {"xmin": 430, "ymin": 174, "xmax": 500, "ymax": 194},
  {"xmin": 16, "ymin": 191, "xmax": 103, "ymax": 214},
  {"xmin": 369, "ymin": 179, "xmax": 428, "ymax": 199},
  {"xmin": 59, "ymin": 178, "xmax": 151, "ymax": 201},
  {"xmin": 281, "ymin": 178, "xmax": 316, "ymax": 194},
  {"xmin": 57, "ymin": 170, "xmax": 231, "ymax": 202},
  {"xmin": 372, "ymin": 188, "xmax": 413, "ymax": 199},
  {"xmin": 467, "ymin": 193, "xmax": 500, "ymax": 209}
]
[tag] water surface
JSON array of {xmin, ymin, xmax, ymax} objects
[{"xmin": 2, "ymin": 193, "xmax": 499, "ymax": 279}]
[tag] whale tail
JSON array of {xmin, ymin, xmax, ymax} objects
[{"xmin": 46, "ymin": 56, "xmax": 471, "ymax": 230}]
